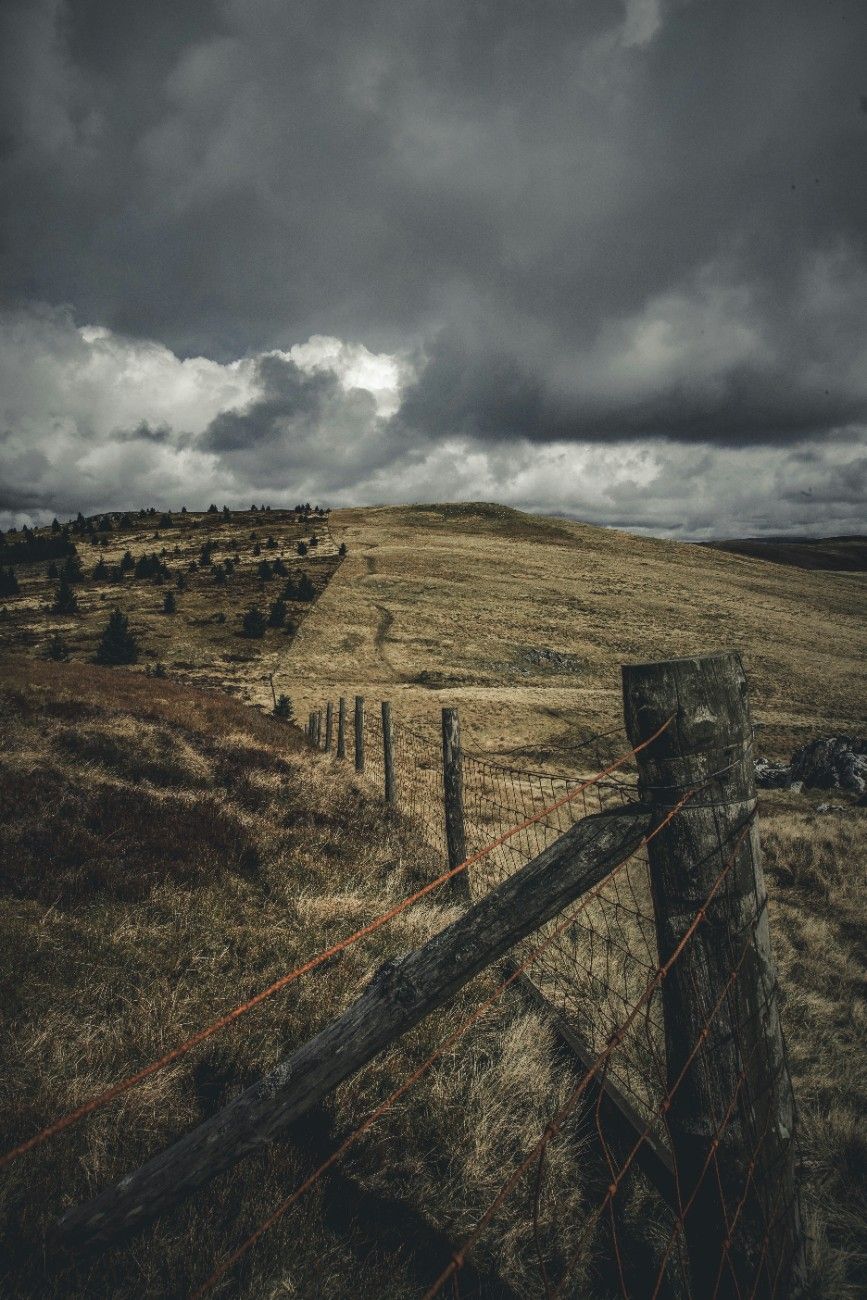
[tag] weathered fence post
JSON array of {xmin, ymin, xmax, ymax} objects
[
  {"xmin": 381, "ymin": 700, "xmax": 396, "ymax": 805},
  {"xmin": 337, "ymin": 697, "xmax": 347, "ymax": 759},
  {"xmin": 622, "ymin": 652, "xmax": 805, "ymax": 1299},
  {"xmin": 307, "ymin": 711, "xmax": 315, "ymax": 744},
  {"xmin": 315, "ymin": 710, "xmax": 323, "ymax": 748},
  {"xmin": 325, "ymin": 701, "xmax": 334, "ymax": 753},
  {"xmin": 354, "ymin": 695, "xmax": 365, "ymax": 773},
  {"xmin": 442, "ymin": 708, "xmax": 470, "ymax": 901}
]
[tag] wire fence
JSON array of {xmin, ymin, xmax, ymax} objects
[
  {"xmin": 296, "ymin": 692, "xmax": 802, "ymax": 1300},
  {"xmin": 2, "ymin": 672, "xmax": 802, "ymax": 1300},
  {"xmin": 319, "ymin": 703, "xmax": 665, "ymax": 1150}
]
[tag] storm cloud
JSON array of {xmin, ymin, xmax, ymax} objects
[{"xmin": 1, "ymin": 0, "xmax": 865, "ymax": 533}]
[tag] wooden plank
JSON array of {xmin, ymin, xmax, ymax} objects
[{"xmin": 56, "ymin": 805, "xmax": 650, "ymax": 1251}]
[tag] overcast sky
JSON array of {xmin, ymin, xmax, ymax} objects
[{"xmin": 1, "ymin": 0, "xmax": 865, "ymax": 537}]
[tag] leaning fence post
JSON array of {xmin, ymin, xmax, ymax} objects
[
  {"xmin": 622, "ymin": 652, "xmax": 805, "ymax": 1299},
  {"xmin": 354, "ymin": 695, "xmax": 365, "ymax": 773},
  {"xmin": 337, "ymin": 697, "xmax": 347, "ymax": 759},
  {"xmin": 442, "ymin": 708, "xmax": 470, "ymax": 901},
  {"xmin": 381, "ymin": 701, "xmax": 396, "ymax": 805},
  {"xmin": 325, "ymin": 701, "xmax": 334, "ymax": 753}
]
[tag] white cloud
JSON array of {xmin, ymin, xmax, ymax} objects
[{"xmin": 1, "ymin": 302, "xmax": 864, "ymax": 540}]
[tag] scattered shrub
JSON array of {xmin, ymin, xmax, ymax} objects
[
  {"xmin": 44, "ymin": 633, "xmax": 69, "ymax": 661},
  {"xmin": 273, "ymin": 694, "xmax": 293, "ymax": 720},
  {"xmin": 51, "ymin": 576, "xmax": 79, "ymax": 615},
  {"xmin": 162, "ymin": 591, "xmax": 177, "ymax": 615},
  {"xmin": 95, "ymin": 609, "xmax": 139, "ymax": 665},
  {"xmin": 241, "ymin": 606, "xmax": 267, "ymax": 639},
  {"xmin": 0, "ymin": 567, "xmax": 19, "ymax": 597},
  {"xmin": 268, "ymin": 596, "xmax": 287, "ymax": 627}
]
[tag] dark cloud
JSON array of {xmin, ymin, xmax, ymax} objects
[{"xmin": 0, "ymin": 0, "xmax": 865, "ymax": 529}]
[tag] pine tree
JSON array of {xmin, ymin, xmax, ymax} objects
[
  {"xmin": 241, "ymin": 606, "xmax": 267, "ymax": 638},
  {"xmin": 162, "ymin": 590, "xmax": 177, "ymax": 614},
  {"xmin": 268, "ymin": 596, "xmax": 287, "ymax": 627},
  {"xmin": 51, "ymin": 576, "xmax": 78, "ymax": 614},
  {"xmin": 273, "ymin": 694, "xmax": 293, "ymax": 720},
  {"xmin": 120, "ymin": 549, "xmax": 134, "ymax": 574},
  {"xmin": 93, "ymin": 558, "xmax": 109, "ymax": 580},
  {"xmin": 95, "ymin": 609, "xmax": 138, "ymax": 664},
  {"xmin": 297, "ymin": 540, "xmax": 308, "ymax": 556},
  {"xmin": 44, "ymin": 632, "xmax": 69, "ymax": 661},
  {"xmin": 257, "ymin": 558, "xmax": 273, "ymax": 582},
  {"xmin": 338, "ymin": 542, "xmax": 348, "ymax": 556},
  {"xmin": 0, "ymin": 567, "xmax": 20, "ymax": 597},
  {"xmin": 47, "ymin": 561, "xmax": 59, "ymax": 579}
]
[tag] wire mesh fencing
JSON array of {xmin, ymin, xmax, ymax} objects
[{"xmin": 295, "ymin": 682, "xmax": 803, "ymax": 1299}]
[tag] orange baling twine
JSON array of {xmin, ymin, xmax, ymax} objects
[
  {"xmin": 0, "ymin": 717, "xmax": 672, "ymax": 1172},
  {"xmin": 190, "ymin": 787, "xmax": 695, "ymax": 1298}
]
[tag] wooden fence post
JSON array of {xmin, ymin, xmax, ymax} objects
[
  {"xmin": 442, "ymin": 708, "xmax": 470, "ymax": 901},
  {"xmin": 325, "ymin": 701, "xmax": 334, "ymax": 753},
  {"xmin": 307, "ymin": 711, "xmax": 315, "ymax": 744},
  {"xmin": 622, "ymin": 652, "xmax": 805, "ymax": 1299},
  {"xmin": 382, "ymin": 701, "xmax": 395, "ymax": 805},
  {"xmin": 354, "ymin": 695, "xmax": 365, "ymax": 773},
  {"xmin": 316, "ymin": 710, "xmax": 324, "ymax": 748},
  {"xmin": 337, "ymin": 697, "xmax": 347, "ymax": 759}
]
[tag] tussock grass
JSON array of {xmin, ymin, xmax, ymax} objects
[{"xmin": 0, "ymin": 661, "xmax": 595, "ymax": 1297}]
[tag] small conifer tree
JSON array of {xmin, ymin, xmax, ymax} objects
[
  {"xmin": 338, "ymin": 542, "xmax": 347, "ymax": 556},
  {"xmin": 241, "ymin": 606, "xmax": 267, "ymax": 638},
  {"xmin": 51, "ymin": 575, "xmax": 78, "ymax": 614},
  {"xmin": 268, "ymin": 595, "xmax": 287, "ymax": 627},
  {"xmin": 95, "ymin": 609, "xmax": 138, "ymax": 664},
  {"xmin": 45, "ymin": 632, "xmax": 69, "ymax": 661},
  {"xmin": 273, "ymin": 694, "xmax": 293, "ymax": 720},
  {"xmin": 162, "ymin": 590, "xmax": 177, "ymax": 614}
]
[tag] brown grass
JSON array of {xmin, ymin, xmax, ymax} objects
[
  {"xmin": 0, "ymin": 508, "xmax": 342, "ymax": 703},
  {"xmin": 287, "ymin": 503, "xmax": 865, "ymax": 763},
  {"xmin": 0, "ymin": 660, "xmax": 600, "ymax": 1298},
  {"xmin": 1, "ymin": 503, "xmax": 864, "ymax": 1296}
]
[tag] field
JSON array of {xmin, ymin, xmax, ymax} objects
[
  {"xmin": 288, "ymin": 503, "xmax": 865, "ymax": 766},
  {"xmin": 0, "ymin": 503, "xmax": 864, "ymax": 1297}
]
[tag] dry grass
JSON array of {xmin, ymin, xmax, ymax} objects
[
  {"xmin": 0, "ymin": 508, "xmax": 342, "ymax": 703},
  {"xmin": 0, "ymin": 660, "xmax": 602, "ymax": 1298},
  {"xmin": 760, "ymin": 798, "xmax": 867, "ymax": 1297},
  {"xmin": 288, "ymin": 503, "xmax": 864, "ymax": 762},
  {"xmin": 1, "ymin": 503, "xmax": 864, "ymax": 1296}
]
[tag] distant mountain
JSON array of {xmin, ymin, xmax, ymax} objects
[{"xmin": 700, "ymin": 535, "xmax": 867, "ymax": 572}]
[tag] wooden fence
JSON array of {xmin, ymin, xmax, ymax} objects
[{"xmin": 52, "ymin": 652, "xmax": 804, "ymax": 1298}]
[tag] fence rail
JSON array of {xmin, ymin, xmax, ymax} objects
[{"xmin": 1, "ymin": 652, "xmax": 804, "ymax": 1299}]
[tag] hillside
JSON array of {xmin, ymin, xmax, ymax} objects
[
  {"xmin": 0, "ymin": 503, "xmax": 864, "ymax": 1297},
  {"xmin": 0, "ymin": 659, "xmax": 589, "ymax": 1298},
  {"xmin": 288, "ymin": 503, "xmax": 865, "ymax": 763},
  {"xmin": 702, "ymin": 535, "xmax": 867, "ymax": 573}
]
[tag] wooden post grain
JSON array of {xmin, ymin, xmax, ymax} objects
[
  {"xmin": 314, "ymin": 710, "xmax": 322, "ymax": 748},
  {"xmin": 622, "ymin": 652, "xmax": 805, "ymax": 1299},
  {"xmin": 382, "ymin": 701, "xmax": 395, "ymax": 805},
  {"xmin": 56, "ymin": 805, "xmax": 650, "ymax": 1250},
  {"xmin": 307, "ymin": 711, "xmax": 315, "ymax": 744},
  {"xmin": 354, "ymin": 695, "xmax": 365, "ymax": 773},
  {"xmin": 325, "ymin": 701, "xmax": 334, "ymax": 753},
  {"xmin": 337, "ymin": 697, "xmax": 347, "ymax": 759},
  {"xmin": 442, "ymin": 708, "xmax": 469, "ymax": 901}
]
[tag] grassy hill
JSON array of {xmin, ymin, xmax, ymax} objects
[
  {"xmin": 702, "ymin": 535, "xmax": 867, "ymax": 573},
  {"xmin": 290, "ymin": 503, "xmax": 865, "ymax": 763},
  {"xmin": 0, "ymin": 503, "xmax": 864, "ymax": 1296}
]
